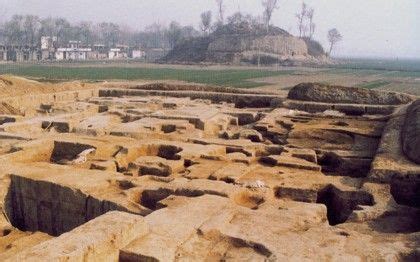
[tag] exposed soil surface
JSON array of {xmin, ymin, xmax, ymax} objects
[{"xmin": 0, "ymin": 76, "xmax": 418, "ymax": 261}]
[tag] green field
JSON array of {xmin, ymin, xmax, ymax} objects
[
  {"xmin": 1, "ymin": 59, "xmax": 420, "ymax": 94},
  {"xmin": 0, "ymin": 64, "xmax": 293, "ymax": 88},
  {"xmin": 333, "ymin": 58, "xmax": 420, "ymax": 72},
  {"xmin": 356, "ymin": 80, "xmax": 391, "ymax": 89}
]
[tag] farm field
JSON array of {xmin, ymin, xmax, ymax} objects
[
  {"xmin": 0, "ymin": 63, "xmax": 294, "ymax": 88},
  {"xmin": 1, "ymin": 59, "xmax": 420, "ymax": 95}
]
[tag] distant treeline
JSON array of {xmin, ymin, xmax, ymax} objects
[
  {"xmin": 0, "ymin": 12, "xmax": 288, "ymax": 49},
  {"xmin": 0, "ymin": 15, "xmax": 202, "ymax": 49},
  {"xmin": 0, "ymin": 1, "xmax": 335, "ymax": 54}
]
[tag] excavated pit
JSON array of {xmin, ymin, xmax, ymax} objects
[
  {"xmin": 4, "ymin": 175, "xmax": 126, "ymax": 236},
  {"xmin": 318, "ymin": 152, "xmax": 374, "ymax": 178},
  {"xmin": 50, "ymin": 141, "xmax": 97, "ymax": 164},
  {"xmin": 0, "ymin": 78, "xmax": 419, "ymax": 260},
  {"xmin": 316, "ymin": 185, "xmax": 374, "ymax": 225}
]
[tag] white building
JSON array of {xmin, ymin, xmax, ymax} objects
[
  {"xmin": 108, "ymin": 48, "xmax": 128, "ymax": 59},
  {"xmin": 56, "ymin": 48, "xmax": 92, "ymax": 60},
  {"xmin": 131, "ymin": 49, "xmax": 145, "ymax": 59}
]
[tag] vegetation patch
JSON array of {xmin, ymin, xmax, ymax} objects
[
  {"xmin": 0, "ymin": 64, "xmax": 293, "ymax": 88},
  {"xmin": 357, "ymin": 80, "xmax": 391, "ymax": 89}
]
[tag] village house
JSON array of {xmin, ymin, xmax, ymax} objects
[
  {"xmin": 55, "ymin": 41, "xmax": 92, "ymax": 61},
  {"xmin": 130, "ymin": 49, "xmax": 145, "ymax": 59},
  {"xmin": 56, "ymin": 48, "xmax": 91, "ymax": 60},
  {"xmin": 0, "ymin": 36, "xmax": 157, "ymax": 62},
  {"xmin": 4, "ymin": 45, "xmax": 39, "ymax": 62},
  {"xmin": 108, "ymin": 48, "xmax": 122, "ymax": 59},
  {"xmin": 108, "ymin": 45, "xmax": 130, "ymax": 59},
  {"xmin": 87, "ymin": 45, "xmax": 108, "ymax": 60}
]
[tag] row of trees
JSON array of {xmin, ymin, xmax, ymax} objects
[
  {"xmin": 0, "ymin": 15, "xmax": 121, "ymax": 47},
  {"xmin": 295, "ymin": 2, "xmax": 342, "ymax": 55},
  {"xmin": 199, "ymin": 0, "xmax": 342, "ymax": 56},
  {"xmin": 0, "ymin": 15, "xmax": 201, "ymax": 49},
  {"xmin": 199, "ymin": 0, "xmax": 280, "ymax": 35},
  {"xmin": 0, "ymin": 1, "xmax": 343, "ymax": 56},
  {"xmin": 296, "ymin": 2, "xmax": 315, "ymax": 39}
]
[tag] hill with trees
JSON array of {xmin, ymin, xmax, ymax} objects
[
  {"xmin": 162, "ymin": 12, "xmax": 326, "ymax": 65},
  {"xmin": 0, "ymin": 0, "xmax": 340, "ymax": 65},
  {"xmin": 163, "ymin": 1, "xmax": 332, "ymax": 66}
]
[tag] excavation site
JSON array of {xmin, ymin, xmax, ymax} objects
[{"xmin": 0, "ymin": 75, "xmax": 419, "ymax": 261}]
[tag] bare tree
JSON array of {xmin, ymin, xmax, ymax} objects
[
  {"xmin": 200, "ymin": 11, "xmax": 212, "ymax": 35},
  {"xmin": 39, "ymin": 17, "xmax": 55, "ymax": 38},
  {"xmin": 307, "ymin": 8, "xmax": 315, "ymax": 40},
  {"xmin": 215, "ymin": 0, "xmax": 225, "ymax": 24},
  {"xmin": 262, "ymin": 0, "xmax": 279, "ymax": 31},
  {"xmin": 327, "ymin": 28, "xmax": 342, "ymax": 56},
  {"xmin": 166, "ymin": 21, "xmax": 182, "ymax": 49},
  {"xmin": 142, "ymin": 23, "xmax": 167, "ymax": 49},
  {"xmin": 54, "ymin": 18, "xmax": 72, "ymax": 45},
  {"xmin": 76, "ymin": 22, "xmax": 94, "ymax": 46},
  {"xmin": 23, "ymin": 15, "xmax": 40, "ymax": 46},
  {"xmin": 4, "ymin": 15, "xmax": 24, "ymax": 45},
  {"xmin": 99, "ymin": 22, "xmax": 120, "ymax": 47},
  {"xmin": 296, "ymin": 2, "xmax": 307, "ymax": 38},
  {"xmin": 0, "ymin": 7, "xmax": 7, "ymax": 24}
]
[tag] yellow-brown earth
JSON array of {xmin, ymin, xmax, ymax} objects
[{"xmin": 0, "ymin": 76, "xmax": 418, "ymax": 261}]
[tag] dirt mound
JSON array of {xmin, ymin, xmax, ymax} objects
[
  {"xmin": 122, "ymin": 82, "xmax": 269, "ymax": 95},
  {"xmin": 288, "ymin": 83, "xmax": 415, "ymax": 105},
  {"xmin": 0, "ymin": 75, "xmax": 88, "ymax": 99},
  {"xmin": 402, "ymin": 99, "xmax": 420, "ymax": 164}
]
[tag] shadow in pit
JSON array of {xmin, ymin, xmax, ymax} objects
[
  {"xmin": 135, "ymin": 188, "xmax": 228, "ymax": 211},
  {"xmin": 390, "ymin": 178, "xmax": 420, "ymax": 208},
  {"xmin": 50, "ymin": 141, "xmax": 97, "ymax": 164},
  {"xmin": 318, "ymin": 152, "xmax": 373, "ymax": 178},
  {"xmin": 274, "ymin": 184, "xmax": 375, "ymax": 226},
  {"xmin": 3, "ymin": 175, "xmax": 139, "ymax": 237},
  {"xmin": 367, "ymin": 210, "xmax": 420, "ymax": 234},
  {"xmin": 316, "ymin": 185, "xmax": 374, "ymax": 226}
]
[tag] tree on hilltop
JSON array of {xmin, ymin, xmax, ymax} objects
[
  {"xmin": 296, "ymin": 2, "xmax": 307, "ymax": 38},
  {"xmin": 306, "ymin": 7, "xmax": 315, "ymax": 40},
  {"xmin": 262, "ymin": 0, "xmax": 279, "ymax": 31},
  {"xmin": 327, "ymin": 28, "xmax": 342, "ymax": 56},
  {"xmin": 166, "ymin": 21, "xmax": 182, "ymax": 49},
  {"xmin": 200, "ymin": 11, "xmax": 212, "ymax": 35},
  {"xmin": 215, "ymin": 0, "xmax": 225, "ymax": 24}
]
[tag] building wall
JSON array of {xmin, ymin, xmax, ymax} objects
[
  {"xmin": 56, "ymin": 50, "xmax": 89, "ymax": 60},
  {"xmin": 131, "ymin": 50, "xmax": 145, "ymax": 59},
  {"xmin": 87, "ymin": 52, "xmax": 108, "ymax": 60},
  {"xmin": 67, "ymin": 51, "xmax": 87, "ymax": 60},
  {"xmin": 56, "ymin": 51, "xmax": 64, "ymax": 60},
  {"xmin": 41, "ymin": 50, "xmax": 55, "ymax": 60}
]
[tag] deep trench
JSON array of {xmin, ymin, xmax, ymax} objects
[
  {"xmin": 274, "ymin": 184, "xmax": 375, "ymax": 226},
  {"xmin": 4, "ymin": 175, "xmax": 132, "ymax": 236},
  {"xmin": 4, "ymin": 172, "xmax": 229, "ymax": 236}
]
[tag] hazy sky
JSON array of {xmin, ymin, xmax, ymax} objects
[{"xmin": 1, "ymin": 0, "xmax": 419, "ymax": 58}]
